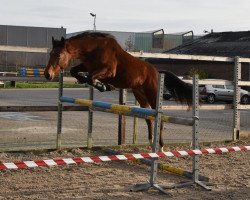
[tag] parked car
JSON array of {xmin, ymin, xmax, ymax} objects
[{"xmin": 199, "ymin": 83, "xmax": 250, "ymax": 104}]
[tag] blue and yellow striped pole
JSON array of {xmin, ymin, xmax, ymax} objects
[
  {"xmin": 19, "ymin": 68, "xmax": 44, "ymax": 77},
  {"xmin": 60, "ymin": 96, "xmax": 194, "ymax": 126}
]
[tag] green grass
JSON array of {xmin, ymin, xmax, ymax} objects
[{"xmin": 3, "ymin": 82, "xmax": 87, "ymax": 89}]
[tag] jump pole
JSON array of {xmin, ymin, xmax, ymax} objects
[{"xmin": 59, "ymin": 98, "xmax": 194, "ymax": 126}]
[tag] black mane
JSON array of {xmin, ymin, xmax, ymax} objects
[{"xmin": 69, "ymin": 31, "xmax": 114, "ymax": 40}]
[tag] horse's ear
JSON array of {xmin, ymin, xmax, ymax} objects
[
  {"xmin": 52, "ymin": 37, "xmax": 55, "ymax": 46},
  {"xmin": 61, "ymin": 37, "xmax": 65, "ymax": 45}
]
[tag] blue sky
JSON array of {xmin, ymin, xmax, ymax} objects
[{"xmin": 0, "ymin": 0, "xmax": 249, "ymax": 34}]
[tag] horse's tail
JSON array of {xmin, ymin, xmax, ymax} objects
[{"xmin": 161, "ymin": 71, "xmax": 193, "ymax": 107}]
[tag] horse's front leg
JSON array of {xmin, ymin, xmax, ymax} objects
[
  {"xmin": 70, "ymin": 63, "xmax": 89, "ymax": 84},
  {"xmin": 159, "ymin": 121, "xmax": 164, "ymax": 152},
  {"xmin": 89, "ymin": 67, "xmax": 116, "ymax": 92},
  {"xmin": 71, "ymin": 64, "xmax": 115, "ymax": 91}
]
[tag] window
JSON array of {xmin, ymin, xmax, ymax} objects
[
  {"xmin": 212, "ymin": 85, "xmax": 225, "ymax": 89},
  {"xmin": 226, "ymin": 85, "xmax": 234, "ymax": 90}
]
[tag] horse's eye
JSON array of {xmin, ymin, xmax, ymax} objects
[{"xmin": 50, "ymin": 51, "xmax": 59, "ymax": 57}]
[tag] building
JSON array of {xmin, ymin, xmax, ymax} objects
[
  {"xmin": 67, "ymin": 29, "xmax": 195, "ymax": 53},
  {"xmin": 0, "ymin": 25, "xmax": 66, "ymax": 71},
  {"xmin": 147, "ymin": 31, "xmax": 250, "ymax": 81}
]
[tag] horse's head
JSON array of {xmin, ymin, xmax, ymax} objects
[{"xmin": 44, "ymin": 37, "xmax": 70, "ymax": 80}]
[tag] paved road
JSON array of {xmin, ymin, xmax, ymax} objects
[
  {"xmin": 0, "ymin": 88, "xmax": 249, "ymax": 151},
  {"xmin": 0, "ymin": 88, "xmax": 135, "ymax": 106}
]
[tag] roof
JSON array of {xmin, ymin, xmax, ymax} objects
[{"xmin": 164, "ymin": 31, "xmax": 250, "ymax": 58}]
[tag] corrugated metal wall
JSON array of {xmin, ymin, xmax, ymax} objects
[
  {"xmin": 134, "ymin": 32, "xmax": 152, "ymax": 52},
  {"xmin": 0, "ymin": 25, "xmax": 66, "ymax": 71},
  {"xmin": 67, "ymin": 30, "xmax": 136, "ymax": 51},
  {"xmin": 164, "ymin": 34, "xmax": 183, "ymax": 51},
  {"xmin": 67, "ymin": 30, "xmax": 196, "ymax": 54}
]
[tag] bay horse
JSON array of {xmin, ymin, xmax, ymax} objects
[{"xmin": 44, "ymin": 32, "xmax": 192, "ymax": 151}]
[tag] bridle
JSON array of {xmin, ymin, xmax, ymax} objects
[{"xmin": 50, "ymin": 49, "xmax": 64, "ymax": 70}]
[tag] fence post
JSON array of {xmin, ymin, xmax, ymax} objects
[
  {"xmin": 149, "ymin": 73, "xmax": 164, "ymax": 186},
  {"xmin": 57, "ymin": 70, "xmax": 63, "ymax": 150},
  {"xmin": 192, "ymin": 75, "xmax": 200, "ymax": 181},
  {"xmin": 233, "ymin": 56, "xmax": 241, "ymax": 140},
  {"xmin": 131, "ymin": 73, "xmax": 169, "ymax": 194},
  {"xmin": 87, "ymin": 86, "xmax": 94, "ymax": 149},
  {"xmin": 118, "ymin": 89, "xmax": 127, "ymax": 145}
]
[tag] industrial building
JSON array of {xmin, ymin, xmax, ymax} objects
[
  {"xmin": 0, "ymin": 25, "xmax": 66, "ymax": 71},
  {"xmin": 147, "ymin": 31, "xmax": 250, "ymax": 81},
  {"xmin": 67, "ymin": 29, "xmax": 194, "ymax": 53},
  {"xmin": 1, "ymin": 25, "xmax": 195, "ymax": 72}
]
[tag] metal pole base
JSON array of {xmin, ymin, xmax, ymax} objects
[
  {"xmin": 170, "ymin": 180, "xmax": 211, "ymax": 191},
  {"xmin": 130, "ymin": 182, "xmax": 171, "ymax": 195}
]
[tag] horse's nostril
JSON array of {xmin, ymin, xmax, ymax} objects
[{"xmin": 44, "ymin": 72, "xmax": 51, "ymax": 80}]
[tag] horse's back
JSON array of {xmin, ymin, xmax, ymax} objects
[{"xmin": 115, "ymin": 50, "xmax": 158, "ymax": 88}]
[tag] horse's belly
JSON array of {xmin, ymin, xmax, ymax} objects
[{"xmin": 102, "ymin": 76, "xmax": 144, "ymax": 89}]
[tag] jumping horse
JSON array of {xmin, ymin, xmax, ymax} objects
[{"xmin": 44, "ymin": 32, "xmax": 192, "ymax": 151}]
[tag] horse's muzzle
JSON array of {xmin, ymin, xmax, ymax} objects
[{"xmin": 44, "ymin": 72, "xmax": 52, "ymax": 80}]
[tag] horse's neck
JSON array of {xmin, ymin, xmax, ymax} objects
[
  {"xmin": 65, "ymin": 40, "xmax": 85, "ymax": 59},
  {"xmin": 66, "ymin": 37, "xmax": 122, "ymax": 60}
]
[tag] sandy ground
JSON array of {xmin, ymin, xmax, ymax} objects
[{"xmin": 0, "ymin": 140, "xmax": 249, "ymax": 200}]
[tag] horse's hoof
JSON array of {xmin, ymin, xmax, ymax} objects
[
  {"xmin": 98, "ymin": 86, "xmax": 106, "ymax": 92},
  {"xmin": 106, "ymin": 84, "xmax": 115, "ymax": 91},
  {"xmin": 78, "ymin": 76, "xmax": 89, "ymax": 84},
  {"xmin": 95, "ymin": 82, "xmax": 106, "ymax": 92}
]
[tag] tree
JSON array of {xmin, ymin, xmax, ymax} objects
[{"xmin": 125, "ymin": 35, "xmax": 134, "ymax": 51}]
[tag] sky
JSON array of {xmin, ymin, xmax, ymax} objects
[{"xmin": 0, "ymin": 0, "xmax": 250, "ymax": 35}]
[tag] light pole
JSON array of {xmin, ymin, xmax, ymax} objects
[{"xmin": 90, "ymin": 13, "xmax": 96, "ymax": 31}]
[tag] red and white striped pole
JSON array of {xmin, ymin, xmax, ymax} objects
[{"xmin": 0, "ymin": 146, "xmax": 249, "ymax": 170}]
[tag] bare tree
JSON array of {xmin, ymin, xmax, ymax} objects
[{"xmin": 125, "ymin": 35, "xmax": 134, "ymax": 51}]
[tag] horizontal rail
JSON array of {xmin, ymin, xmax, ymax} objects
[
  {"xmin": 60, "ymin": 97, "xmax": 194, "ymax": 126},
  {"xmin": 0, "ymin": 45, "xmax": 49, "ymax": 53},
  {"xmin": 0, "ymin": 106, "xmax": 88, "ymax": 112},
  {"xmin": 1, "ymin": 46, "xmax": 250, "ymax": 63},
  {"xmin": 163, "ymin": 104, "xmax": 233, "ymax": 110},
  {"xmin": 183, "ymin": 79, "xmax": 233, "ymax": 85},
  {"xmin": 238, "ymin": 81, "xmax": 250, "ymax": 87},
  {"xmin": 129, "ymin": 52, "xmax": 250, "ymax": 63},
  {"xmin": 0, "ymin": 76, "xmax": 59, "ymax": 82},
  {"xmin": 0, "ymin": 146, "xmax": 249, "ymax": 170},
  {"xmin": 0, "ymin": 72, "xmax": 17, "ymax": 76},
  {"xmin": 238, "ymin": 105, "xmax": 250, "ymax": 110},
  {"xmin": 0, "ymin": 104, "xmax": 234, "ymax": 113}
]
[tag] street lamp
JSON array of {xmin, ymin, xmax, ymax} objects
[{"xmin": 90, "ymin": 13, "xmax": 96, "ymax": 31}]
